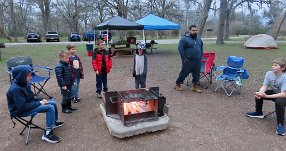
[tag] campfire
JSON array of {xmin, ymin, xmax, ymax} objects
[{"xmin": 100, "ymin": 87, "xmax": 169, "ymax": 138}]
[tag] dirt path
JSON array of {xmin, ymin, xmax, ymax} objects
[{"xmin": 0, "ymin": 51, "xmax": 285, "ymax": 151}]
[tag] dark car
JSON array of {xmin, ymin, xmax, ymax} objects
[
  {"xmin": 82, "ymin": 30, "xmax": 95, "ymax": 41},
  {"xmin": 26, "ymin": 32, "xmax": 42, "ymax": 42},
  {"xmin": 45, "ymin": 31, "xmax": 60, "ymax": 42},
  {"xmin": 68, "ymin": 32, "xmax": 81, "ymax": 41}
]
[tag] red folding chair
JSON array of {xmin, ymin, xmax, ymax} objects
[{"xmin": 187, "ymin": 52, "xmax": 216, "ymax": 88}]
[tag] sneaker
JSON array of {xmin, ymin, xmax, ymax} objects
[
  {"xmin": 75, "ymin": 97, "xmax": 81, "ymax": 101},
  {"xmin": 276, "ymin": 124, "xmax": 286, "ymax": 136},
  {"xmin": 97, "ymin": 93, "xmax": 102, "ymax": 98},
  {"xmin": 174, "ymin": 84, "xmax": 183, "ymax": 91},
  {"xmin": 53, "ymin": 121, "xmax": 64, "ymax": 129},
  {"xmin": 246, "ymin": 112, "xmax": 264, "ymax": 118},
  {"xmin": 71, "ymin": 97, "xmax": 79, "ymax": 103},
  {"xmin": 41, "ymin": 130, "xmax": 61, "ymax": 143}
]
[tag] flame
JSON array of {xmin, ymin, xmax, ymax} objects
[{"xmin": 123, "ymin": 100, "xmax": 155, "ymax": 115}]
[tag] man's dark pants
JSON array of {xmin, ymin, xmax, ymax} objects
[{"xmin": 176, "ymin": 60, "xmax": 201, "ymax": 85}]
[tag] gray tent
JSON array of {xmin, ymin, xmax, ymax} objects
[{"xmin": 95, "ymin": 16, "xmax": 144, "ymax": 30}]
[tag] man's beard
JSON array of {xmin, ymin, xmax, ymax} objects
[{"xmin": 190, "ymin": 33, "xmax": 197, "ymax": 38}]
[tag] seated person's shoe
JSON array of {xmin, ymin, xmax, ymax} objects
[
  {"xmin": 53, "ymin": 121, "xmax": 64, "ymax": 129},
  {"xmin": 246, "ymin": 112, "xmax": 264, "ymax": 118},
  {"xmin": 68, "ymin": 106, "xmax": 77, "ymax": 111},
  {"xmin": 276, "ymin": 124, "xmax": 285, "ymax": 136},
  {"xmin": 42, "ymin": 130, "xmax": 61, "ymax": 143}
]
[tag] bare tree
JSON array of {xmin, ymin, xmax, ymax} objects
[
  {"xmin": 105, "ymin": 0, "xmax": 129, "ymax": 18},
  {"xmin": 33, "ymin": 0, "xmax": 51, "ymax": 32},
  {"xmin": 216, "ymin": 0, "xmax": 227, "ymax": 45},
  {"xmin": 198, "ymin": 0, "xmax": 213, "ymax": 37},
  {"xmin": 8, "ymin": 0, "xmax": 17, "ymax": 41},
  {"xmin": 274, "ymin": 10, "xmax": 286, "ymax": 40}
]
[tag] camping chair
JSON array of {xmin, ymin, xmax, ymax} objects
[
  {"xmin": 6, "ymin": 56, "xmax": 53, "ymax": 99},
  {"xmin": 10, "ymin": 113, "xmax": 45, "ymax": 146},
  {"xmin": 215, "ymin": 56, "xmax": 249, "ymax": 97},
  {"xmin": 186, "ymin": 52, "xmax": 216, "ymax": 89}
]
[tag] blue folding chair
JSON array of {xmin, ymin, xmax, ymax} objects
[
  {"xmin": 6, "ymin": 56, "xmax": 53, "ymax": 98},
  {"xmin": 215, "ymin": 56, "xmax": 249, "ymax": 96}
]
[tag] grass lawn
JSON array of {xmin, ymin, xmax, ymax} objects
[{"xmin": 0, "ymin": 42, "xmax": 285, "ymax": 86}]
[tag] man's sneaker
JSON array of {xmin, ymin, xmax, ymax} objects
[
  {"xmin": 97, "ymin": 93, "xmax": 102, "ymax": 98},
  {"xmin": 174, "ymin": 84, "xmax": 183, "ymax": 91},
  {"xmin": 53, "ymin": 121, "xmax": 64, "ymax": 129},
  {"xmin": 276, "ymin": 124, "xmax": 286, "ymax": 136},
  {"xmin": 246, "ymin": 112, "xmax": 264, "ymax": 118},
  {"xmin": 41, "ymin": 130, "xmax": 61, "ymax": 143}
]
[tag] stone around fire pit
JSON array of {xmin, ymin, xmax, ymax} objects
[{"xmin": 100, "ymin": 103, "xmax": 169, "ymax": 138}]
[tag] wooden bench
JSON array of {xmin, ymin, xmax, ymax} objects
[{"xmin": 112, "ymin": 47, "xmax": 133, "ymax": 55}]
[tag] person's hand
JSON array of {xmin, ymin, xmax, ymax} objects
[
  {"xmin": 40, "ymin": 99, "xmax": 48, "ymax": 105},
  {"xmin": 255, "ymin": 92, "xmax": 266, "ymax": 99},
  {"xmin": 96, "ymin": 70, "xmax": 99, "ymax": 75},
  {"xmin": 62, "ymin": 86, "xmax": 67, "ymax": 90}
]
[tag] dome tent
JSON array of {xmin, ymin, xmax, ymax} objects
[{"xmin": 244, "ymin": 34, "xmax": 278, "ymax": 49}]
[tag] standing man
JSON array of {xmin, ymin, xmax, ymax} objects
[{"xmin": 175, "ymin": 25, "xmax": 203, "ymax": 93}]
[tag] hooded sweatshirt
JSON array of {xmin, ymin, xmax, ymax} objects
[
  {"xmin": 6, "ymin": 65, "xmax": 41, "ymax": 117},
  {"xmin": 178, "ymin": 32, "xmax": 203, "ymax": 62}
]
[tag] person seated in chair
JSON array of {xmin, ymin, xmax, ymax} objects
[
  {"xmin": 6, "ymin": 65, "xmax": 64, "ymax": 143},
  {"xmin": 246, "ymin": 58, "xmax": 286, "ymax": 136}
]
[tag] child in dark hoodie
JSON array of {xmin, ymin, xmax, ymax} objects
[
  {"xmin": 6, "ymin": 65, "xmax": 63, "ymax": 144},
  {"xmin": 55, "ymin": 50, "xmax": 76, "ymax": 113},
  {"xmin": 132, "ymin": 43, "xmax": 148, "ymax": 89}
]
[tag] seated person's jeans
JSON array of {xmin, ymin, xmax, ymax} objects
[
  {"xmin": 21, "ymin": 99, "xmax": 58, "ymax": 130},
  {"xmin": 255, "ymin": 90, "xmax": 286, "ymax": 125}
]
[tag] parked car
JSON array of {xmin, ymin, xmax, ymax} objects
[
  {"xmin": 68, "ymin": 32, "xmax": 81, "ymax": 41},
  {"xmin": 82, "ymin": 30, "xmax": 95, "ymax": 41},
  {"xmin": 98, "ymin": 31, "xmax": 112, "ymax": 41},
  {"xmin": 26, "ymin": 32, "xmax": 42, "ymax": 42},
  {"xmin": 45, "ymin": 31, "xmax": 60, "ymax": 42}
]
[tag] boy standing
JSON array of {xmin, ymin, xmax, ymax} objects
[
  {"xmin": 66, "ymin": 44, "xmax": 84, "ymax": 103},
  {"xmin": 55, "ymin": 50, "xmax": 77, "ymax": 113},
  {"xmin": 92, "ymin": 40, "xmax": 112, "ymax": 98},
  {"xmin": 133, "ymin": 43, "xmax": 148, "ymax": 89},
  {"xmin": 246, "ymin": 58, "xmax": 286, "ymax": 136}
]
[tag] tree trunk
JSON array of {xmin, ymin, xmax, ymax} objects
[
  {"xmin": 198, "ymin": 0, "xmax": 213, "ymax": 37},
  {"xmin": 274, "ymin": 11, "xmax": 286, "ymax": 40},
  {"xmin": 37, "ymin": 0, "xmax": 51, "ymax": 32},
  {"xmin": 9, "ymin": 0, "xmax": 17, "ymax": 41},
  {"xmin": 224, "ymin": 8, "xmax": 230, "ymax": 40},
  {"xmin": 216, "ymin": 0, "xmax": 227, "ymax": 45}
]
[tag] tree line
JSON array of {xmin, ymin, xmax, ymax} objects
[{"xmin": 0, "ymin": 0, "xmax": 285, "ymax": 44}]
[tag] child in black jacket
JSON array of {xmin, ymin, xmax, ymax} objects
[{"xmin": 55, "ymin": 50, "xmax": 76, "ymax": 113}]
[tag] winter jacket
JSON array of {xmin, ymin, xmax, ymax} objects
[
  {"xmin": 178, "ymin": 32, "xmax": 203, "ymax": 62},
  {"xmin": 132, "ymin": 53, "xmax": 148, "ymax": 76},
  {"xmin": 6, "ymin": 65, "xmax": 42, "ymax": 117},
  {"xmin": 55, "ymin": 60, "xmax": 73, "ymax": 87},
  {"xmin": 69, "ymin": 54, "xmax": 84, "ymax": 79},
  {"xmin": 92, "ymin": 48, "xmax": 112, "ymax": 73}
]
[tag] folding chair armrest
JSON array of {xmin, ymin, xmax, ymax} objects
[
  {"xmin": 33, "ymin": 65, "xmax": 52, "ymax": 71},
  {"xmin": 215, "ymin": 66, "xmax": 227, "ymax": 71},
  {"xmin": 33, "ymin": 66, "xmax": 52, "ymax": 77}
]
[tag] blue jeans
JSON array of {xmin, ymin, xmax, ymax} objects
[
  {"xmin": 71, "ymin": 78, "xmax": 80, "ymax": 98},
  {"xmin": 96, "ymin": 73, "xmax": 108, "ymax": 94},
  {"xmin": 21, "ymin": 99, "xmax": 58, "ymax": 130}
]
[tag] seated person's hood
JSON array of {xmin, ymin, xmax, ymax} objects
[{"xmin": 12, "ymin": 65, "xmax": 32, "ymax": 84}]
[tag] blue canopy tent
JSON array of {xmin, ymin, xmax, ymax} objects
[
  {"xmin": 136, "ymin": 14, "xmax": 180, "ymax": 53},
  {"xmin": 136, "ymin": 14, "xmax": 180, "ymax": 30}
]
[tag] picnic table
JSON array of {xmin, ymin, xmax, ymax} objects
[{"xmin": 109, "ymin": 41, "xmax": 134, "ymax": 55}]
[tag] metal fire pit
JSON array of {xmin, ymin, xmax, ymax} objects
[{"xmin": 100, "ymin": 87, "xmax": 169, "ymax": 138}]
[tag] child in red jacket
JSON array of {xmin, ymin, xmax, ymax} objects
[{"xmin": 92, "ymin": 40, "xmax": 112, "ymax": 98}]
